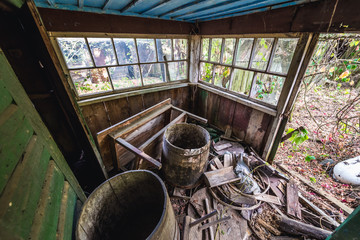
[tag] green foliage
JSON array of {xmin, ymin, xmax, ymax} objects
[
  {"xmin": 309, "ymin": 177, "xmax": 317, "ymax": 183},
  {"xmin": 305, "ymin": 155, "xmax": 316, "ymax": 162},
  {"xmin": 286, "ymin": 127, "xmax": 309, "ymax": 147}
]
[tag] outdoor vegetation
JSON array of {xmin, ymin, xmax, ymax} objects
[
  {"xmin": 275, "ymin": 33, "xmax": 360, "ymax": 209},
  {"xmin": 57, "ymin": 37, "xmax": 188, "ymax": 96},
  {"xmin": 199, "ymin": 37, "xmax": 298, "ymax": 106}
]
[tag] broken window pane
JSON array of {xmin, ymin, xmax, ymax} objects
[
  {"xmin": 113, "ymin": 38, "xmax": 138, "ymax": 64},
  {"xmin": 201, "ymin": 38, "xmax": 210, "ymax": 61},
  {"xmin": 214, "ymin": 66, "xmax": 231, "ymax": 89},
  {"xmin": 70, "ymin": 68, "xmax": 111, "ymax": 96},
  {"xmin": 230, "ymin": 69, "xmax": 254, "ymax": 95},
  {"xmin": 210, "ymin": 38, "xmax": 222, "ymax": 63},
  {"xmin": 168, "ymin": 61, "xmax": 187, "ymax": 81},
  {"xmin": 156, "ymin": 39, "xmax": 172, "ymax": 62},
  {"xmin": 137, "ymin": 39, "xmax": 156, "ymax": 63},
  {"xmin": 87, "ymin": 38, "xmax": 117, "ymax": 67},
  {"xmin": 109, "ymin": 65, "xmax": 142, "ymax": 89},
  {"xmin": 251, "ymin": 38, "xmax": 274, "ymax": 70},
  {"xmin": 173, "ymin": 39, "xmax": 188, "ymax": 60},
  {"xmin": 199, "ymin": 62, "xmax": 214, "ymax": 83},
  {"xmin": 57, "ymin": 37, "xmax": 93, "ymax": 69},
  {"xmin": 235, "ymin": 38, "xmax": 254, "ymax": 68},
  {"xmin": 250, "ymin": 73, "xmax": 285, "ymax": 105},
  {"xmin": 270, "ymin": 38, "xmax": 298, "ymax": 75},
  {"xmin": 141, "ymin": 63, "xmax": 167, "ymax": 85},
  {"xmin": 222, "ymin": 38, "xmax": 236, "ymax": 65}
]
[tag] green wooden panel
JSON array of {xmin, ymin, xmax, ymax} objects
[
  {"xmin": 328, "ymin": 205, "xmax": 360, "ymax": 239},
  {"xmin": 57, "ymin": 181, "xmax": 77, "ymax": 240},
  {"xmin": 29, "ymin": 160, "xmax": 64, "ymax": 240},
  {"xmin": 0, "ymin": 51, "xmax": 86, "ymax": 202},
  {"xmin": 0, "ymin": 104, "xmax": 34, "ymax": 193},
  {"xmin": 0, "ymin": 136, "xmax": 49, "ymax": 239},
  {"xmin": 0, "ymin": 79, "xmax": 13, "ymax": 114}
]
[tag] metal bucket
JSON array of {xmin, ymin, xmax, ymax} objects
[
  {"xmin": 162, "ymin": 123, "xmax": 211, "ymax": 188},
  {"xmin": 76, "ymin": 170, "xmax": 179, "ymax": 240}
]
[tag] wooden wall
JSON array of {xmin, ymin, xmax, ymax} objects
[
  {"xmin": 194, "ymin": 87, "xmax": 273, "ymax": 154},
  {"xmin": 0, "ymin": 50, "xmax": 85, "ymax": 240}
]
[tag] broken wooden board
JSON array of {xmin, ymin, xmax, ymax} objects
[
  {"xmin": 214, "ymin": 142, "xmax": 232, "ymax": 151},
  {"xmin": 223, "ymin": 153, "xmax": 233, "ymax": 167},
  {"xmin": 214, "ymin": 140, "xmax": 245, "ymax": 155},
  {"xmin": 204, "ymin": 167, "xmax": 241, "ymax": 188},
  {"xmin": 254, "ymin": 194, "xmax": 282, "ymax": 205},
  {"xmin": 287, "ymin": 179, "xmax": 301, "ymax": 219},
  {"xmin": 269, "ymin": 177, "xmax": 285, "ymax": 204},
  {"xmin": 212, "ymin": 157, "xmax": 223, "ymax": 169},
  {"xmin": 183, "ymin": 216, "xmax": 202, "ymax": 240}
]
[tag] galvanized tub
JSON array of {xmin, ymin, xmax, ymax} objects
[
  {"xmin": 76, "ymin": 170, "xmax": 179, "ymax": 240},
  {"xmin": 162, "ymin": 123, "xmax": 211, "ymax": 188}
]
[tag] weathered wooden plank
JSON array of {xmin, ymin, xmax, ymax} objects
[
  {"xmin": 0, "ymin": 51, "xmax": 86, "ymax": 201},
  {"xmin": 0, "ymin": 104, "xmax": 33, "ymax": 193},
  {"xmin": 115, "ymin": 138, "xmax": 162, "ymax": 169},
  {"xmin": 204, "ymin": 167, "xmax": 241, "ymax": 188},
  {"xmin": 245, "ymin": 109, "xmax": 266, "ymax": 152},
  {"xmin": 81, "ymin": 102, "xmax": 111, "ymax": 139},
  {"xmin": 0, "ymin": 79, "xmax": 12, "ymax": 114},
  {"xmin": 57, "ymin": 181, "xmax": 77, "ymax": 240},
  {"xmin": 0, "ymin": 136, "xmax": 49, "ymax": 239},
  {"xmin": 287, "ymin": 179, "xmax": 302, "ymax": 219},
  {"xmin": 29, "ymin": 160, "xmax": 65, "ymax": 240},
  {"xmin": 171, "ymin": 106, "xmax": 207, "ymax": 124},
  {"xmin": 104, "ymin": 98, "xmax": 131, "ymax": 126},
  {"xmin": 216, "ymin": 97, "xmax": 236, "ymax": 130},
  {"xmin": 232, "ymin": 103, "xmax": 252, "ymax": 140}
]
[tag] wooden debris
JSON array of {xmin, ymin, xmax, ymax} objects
[
  {"xmin": 299, "ymin": 193, "xmax": 339, "ymax": 228},
  {"xmin": 224, "ymin": 126, "xmax": 232, "ymax": 138},
  {"xmin": 216, "ymin": 140, "xmax": 245, "ymax": 155},
  {"xmin": 212, "ymin": 156, "xmax": 224, "ymax": 169},
  {"xmin": 204, "ymin": 167, "xmax": 241, "ymax": 188},
  {"xmin": 198, "ymin": 216, "xmax": 231, "ymax": 231},
  {"xmin": 254, "ymin": 194, "xmax": 282, "ymax": 205},
  {"xmin": 188, "ymin": 210, "xmax": 218, "ymax": 228},
  {"xmin": 223, "ymin": 153, "xmax": 232, "ymax": 167},
  {"xmin": 214, "ymin": 142, "xmax": 232, "ymax": 151},
  {"xmin": 277, "ymin": 215, "xmax": 332, "ymax": 239},
  {"xmin": 286, "ymin": 180, "xmax": 301, "ymax": 219},
  {"xmin": 183, "ymin": 216, "xmax": 201, "ymax": 240},
  {"xmin": 257, "ymin": 218, "xmax": 281, "ymax": 236},
  {"xmin": 173, "ymin": 187, "xmax": 191, "ymax": 200},
  {"xmin": 269, "ymin": 177, "xmax": 285, "ymax": 204},
  {"xmin": 204, "ymin": 198, "xmax": 214, "ymax": 240},
  {"xmin": 277, "ymin": 163, "xmax": 354, "ymax": 215}
]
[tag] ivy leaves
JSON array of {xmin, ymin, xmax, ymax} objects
[{"xmin": 286, "ymin": 127, "xmax": 309, "ymax": 147}]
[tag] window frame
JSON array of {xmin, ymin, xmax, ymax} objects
[
  {"xmin": 50, "ymin": 32, "xmax": 190, "ymax": 100},
  {"xmin": 199, "ymin": 33, "xmax": 301, "ymax": 109}
]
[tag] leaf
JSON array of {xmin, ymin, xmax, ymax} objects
[
  {"xmin": 305, "ymin": 155, "xmax": 316, "ymax": 162},
  {"xmin": 286, "ymin": 128, "xmax": 295, "ymax": 134},
  {"xmin": 339, "ymin": 70, "xmax": 350, "ymax": 79},
  {"xmin": 310, "ymin": 177, "xmax": 316, "ymax": 183}
]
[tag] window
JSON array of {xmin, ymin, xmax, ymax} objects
[
  {"xmin": 56, "ymin": 37, "xmax": 189, "ymax": 97},
  {"xmin": 199, "ymin": 37, "xmax": 298, "ymax": 106}
]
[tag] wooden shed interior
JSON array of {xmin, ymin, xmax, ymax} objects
[{"xmin": 1, "ymin": 0, "xmax": 360, "ymax": 239}]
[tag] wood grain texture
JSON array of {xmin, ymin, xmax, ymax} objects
[
  {"xmin": 57, "ymin": 181, "xmax": 77, "ymax": 240},
  {"xmin": 287, "ymin": 179, "xmax": 301, "ymax": 219},
  {"xmin": 29, "ymin": 160, "xmax": 65, "ymax": 240}
]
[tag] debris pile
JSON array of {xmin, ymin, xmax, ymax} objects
[{"xmin": 167, "ymin": 126, "xmax": 343, "ymax": 240}]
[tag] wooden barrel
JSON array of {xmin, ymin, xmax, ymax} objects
[
  {"xmin": 162, "ymin": 123, "xmax": 211, "ymax": 188},
  {"xmin": 76, "ymin": 170, "xmax": 179, "ymax": 240}
]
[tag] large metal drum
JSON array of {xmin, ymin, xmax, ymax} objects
[
  {"xmin": 76, "ymin": 170, "xmax": 179, "ymax": 240},
  {"xmin": 162, "ymin": 123, "xmax": 211, "ymax": 188}
]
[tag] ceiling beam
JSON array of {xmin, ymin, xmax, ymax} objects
[
  {"xmin": 102, "ymin": 0, "xmax": 113, "ymax": 10},
  {"xmin": 158, "ymin": 0, "xmax": 206, "ymax": 18},
  {"xmin": 140, "ymin": 0, "xmax": 170, "ymax": 15},
  {"xmin": 78, "ymin": 0, "xmax": 83, "ymax": 8}
]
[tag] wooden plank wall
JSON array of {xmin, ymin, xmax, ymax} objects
[
  {"xmin": 0, "ymin": 50, "xmax": 84, "ymax": 240},
  {"xmin": 194, "ymin": 88, "xmax": 273, "ymax": 154},
  {"xmin": 81, "ymin": 87, "xmax": 190, "ymax": 141}
]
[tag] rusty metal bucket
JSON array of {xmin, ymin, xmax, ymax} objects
[
  {"xmin": 162, "ymin": 123, "xmax": 211, "ymax": 188},
  {"xmin": 76, "ymin": 170, "xmax": 179, "ymax": 240}
]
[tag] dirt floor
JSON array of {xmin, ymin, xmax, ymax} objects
[{"xmin": 274, "ymin": 84, "xmax": 360, "ymax": 211}]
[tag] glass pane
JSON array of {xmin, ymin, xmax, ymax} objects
[
  {"xmin": 156, "ymin": 39, "xmax": 172, "ymax": 61},
  {"xmin": 69, "ymin": 68, "xmax": 111, "ymax": 96},
  {"xmin": 141, "ymin": 63, "xmax": 166, "ymax": 85},
  {"xmin": 250, "ymin": 73, "xmax": 285, "ymax": 105},
  {"xmin": 199, "ymin": 62, "xmax": 213, "ymax": 83},
  {"xmin": 109, "ymin": 65, "xmax": 141, "ymax": 89},
  {"xmin": 173, "ymin": 39, "xmax": 188, "ymax": 60},
  {"xmin": 251, "ymin": 38, "xmax": 274, "ymax": 70},
  {"xmin": 113, "ymin": 38, "xmax": 138, "ymax": 64},
  {"xmin": 270, "ymin": 38, "xmax": 299, "ymax": 75},
  {"xmin": 87, "ymin": 38, "xmax": 116, "ymax": 67},
  {"xmin": 235, "ymin": 38, "xmax": 254, "ymax": 68},
  {"xmin": 137, "ymin": 39, "xmax": 156, "ymax": 63},
  {"xmin": 57, "ymin": 38, "xmax": 93, "ymax": 69},
  {"xmin": 168, "ymin": 61, "xmax": 187, "ymax": 81},
  {"xmin": 201, "ymin": 38, "xmax": 210, "ymax": 61},
  {"xmin": 214, "ymin": 66, "xmax": 231, "ymax": 88},
  {"xmin": 222, "ymin": 38, "xmax": 236, "ymax": 65},
  {"xmin": 210, "ymin": 38, "xmax": 222, "ymax": 62},
  {"xmin": 230, "ymin": 69, "xmax": 254, "ymax": 95}
]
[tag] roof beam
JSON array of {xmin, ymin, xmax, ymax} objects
[
  {"xmin": 158, "ymin": 0, "xmax": 207, "ymax": 18},
  {"xmin": 119, "ymin": 0, "xmax": 143, "ymax": 13},
  {"xmin": 140, "ymin": 0, "xmax": 171, "ymax": 15},
  {"xmin": 78, "ymin": 0, "xmax": 83, "ymax": 8},
  {"xmin": 102, "ymin": 0, "xmax": 113, "ymax": 10},
  {"xmin": 47, "ymin": 0, "xmax": 56, "ymax": 7}
]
